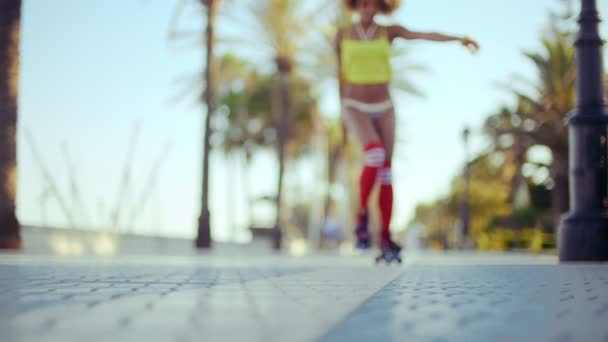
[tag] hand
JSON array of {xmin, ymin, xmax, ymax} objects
[{"xmin": 461, "ymin": 36, "xmax": 480, "ymax": 53}]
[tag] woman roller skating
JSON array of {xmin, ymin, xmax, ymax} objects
[{"xmin": 335, "ymin": 0, "xmax": 479, "ymax": 263}]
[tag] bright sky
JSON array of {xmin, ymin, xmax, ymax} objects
[{"xmin": 17, "ymin": 0, "xmax": 608, "ymax": 241}]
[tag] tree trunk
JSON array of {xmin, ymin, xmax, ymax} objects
[
  {"xmin": 196, "ymin": 0, "xmax": 217, "ymax": 248},
  {"xmin": 0, "ymin": 0, "xmax": 21, "ymax": 249},
  {"xmin": 551, "ymin": 148, "xmax": 569, "ymax": 230},
  {"xmin": 273, "ymin": 57, "xmax": 291, "ymax": 250}
]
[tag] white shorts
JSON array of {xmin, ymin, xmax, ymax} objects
[{"xmin": 342, "ymin": 98, "xmax": 394, "ymax": 119}]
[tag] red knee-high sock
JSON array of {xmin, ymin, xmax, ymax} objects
[
  {"xmin": 378, "ymin": 160, "xmax": 393, "ymax": 243},
  {"xmin": 359, "ymin": 142, "xmax": 385, "ymax": 214}
]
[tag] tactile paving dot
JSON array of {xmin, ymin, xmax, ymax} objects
[
  {"xmin": 2, "ymin": 257, "xmax": 607, "ymax": 342},
  {"xmin": 1, "ymin": 262, "xmax": 401, "ymax": 342},
  {"xmin": 0, "ymin": 264, "xmax": 311, "ymax": 314},
  {"xmin": 321, "ymin": 265, "xmax": 608, "ymax": 342}
]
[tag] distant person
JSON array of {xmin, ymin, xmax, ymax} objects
[
  {"xmin": 322, "ymin": 215, "xmax": 345, "ymax": 244},
  {"xmin": 336, "ymin": 0, "xmax": 479, "ymax": 257}
]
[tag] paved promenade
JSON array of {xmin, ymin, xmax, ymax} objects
[{"xmin": 0, "ymin": 251, "xmax": 606, "ymax": 342}]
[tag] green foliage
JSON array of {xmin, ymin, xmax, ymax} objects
[
  {"xmin": 476, "ymin": 228, "xmax": 556, "ymax": 253},
  {"xmin": 411, "ymin": 3, "xmax": 597, "ymax": 252},
  {"xmin": 412, "ymin": 151, "xmax": 515, "ymax": 249},
  {"xmin": 483, "ymin": 3, "xmax": 578, "ymax": 228},
  {"xmin": 484, "ymin": 29, "xmax": 575, "ymax": 153},
  {"xmin": 214, "ymin": 54, "xmax": 318, "ymax": 160}
]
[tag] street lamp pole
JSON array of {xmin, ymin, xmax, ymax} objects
[
  {"xmin": 559, "ymin": 0, "xmax": 608, "ymax": 261},
  {"xmin": 460, "ymin": 127, "xmax": 471, "ymax": 248},
  {"xmin": 195, "ymin": 0, "xmax": 217, "ymax": 249}
]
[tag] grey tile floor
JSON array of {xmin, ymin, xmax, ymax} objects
[
  {"xmin": 322, "ymin": 264, "xmax": 608, "ymax": 342},
  {"xmin": 0, "ymin": 252, "xmax": 606, "ymax": 342}
]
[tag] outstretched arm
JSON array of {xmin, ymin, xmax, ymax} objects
[{"xmin": 388, "ymin": 25, "xmax": 480, "ymax": 53}]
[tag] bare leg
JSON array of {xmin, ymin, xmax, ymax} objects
[
  {"xmin": 343, "ymin": 106, "xmax": 384, "ymax": 212},
  {"xmin": 372, "ymin": 109, "xmax": 395, "ymax": 161},
  {"xmin": 342, "ymin": 107, "xmax": 380, "ymax": 147},
  {"xmin": 343, "ymin": 106, "xmax": 385, "ymax": 248},
  {"xmin": 373, "ymin": 108, "xmax": 396, "ymax": 244}
]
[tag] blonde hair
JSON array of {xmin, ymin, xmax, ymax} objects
[{"xmin": 342, "ymin": 0, "xmax": 401, "ymax": 14}]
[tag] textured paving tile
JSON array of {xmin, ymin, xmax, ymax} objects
[
  {"xmin": 1, "ymin": 253, "xmax": 607, "ymax": 342},
  {"xmin": 0, "ymin": 259, "xmax": 401, "ymax": 342},
  {"xmin": 321, "ymin": 264, "xmax": 608, "ymax": 342},
  {"xmin": 0, "ymin": 263, "xmax": 311, "ymax": 317}
]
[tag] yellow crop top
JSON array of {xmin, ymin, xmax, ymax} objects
[{"xmin": 341, "ymin": 32, "xmax": 392, "ymax": 84}]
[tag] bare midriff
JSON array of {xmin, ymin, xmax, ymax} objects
[{"xmin": 343, "ymin": 83, "xmax": 392, "ymax": 103}]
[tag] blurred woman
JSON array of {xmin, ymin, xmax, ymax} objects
[{"xmin": 336, "ymin": 0, "xmax": 479, "ymax": 254}]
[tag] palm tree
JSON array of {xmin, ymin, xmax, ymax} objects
[
  {"xmin": 215, "ymin": 56, "xmax": 269, "ymax": 237},
  {"xmin": 171, "ymin": 0, "xmax": 245, "ymax": 248},
  {"xmin": 216, "ymin": 57, "xmax": 320, "ymax": 241},
  {"xmin": 259, "ymin": 1, "xmax": 308, "ymax": 249},
  {"xmin": 0, "ymin": 0, "xmax": 21, "ymax": 250},
  {"xmin": 219, "ymin": 0, "xmax": 326, "ymax": 249},
  {"xmin": 486, "ymin": 26, "xmax": 575, "ymax": 228}
]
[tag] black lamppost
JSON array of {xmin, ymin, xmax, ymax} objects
[
  {"xmin": 460, "ymin": 127, "xmax": 471, "ymax": 248},
  {"xmin": 559, "ymin": 0, "xmax": 608, "ymax": 261},
  {"xmin": 195, "ymin": 0, "xmax": 218, "ymax": 249}
]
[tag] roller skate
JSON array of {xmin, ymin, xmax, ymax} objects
[
  {"xmin": 375, "ymin": 238, "xmax": 402, "ymax": 264},
  {"xmin": 355, "ymin": 212, "xmax": 371, "ymax": 250}
]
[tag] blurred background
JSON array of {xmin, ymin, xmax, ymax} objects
[{"xmin": 12, "ymin": 0, "xmax": 608, "ymax": 255}]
